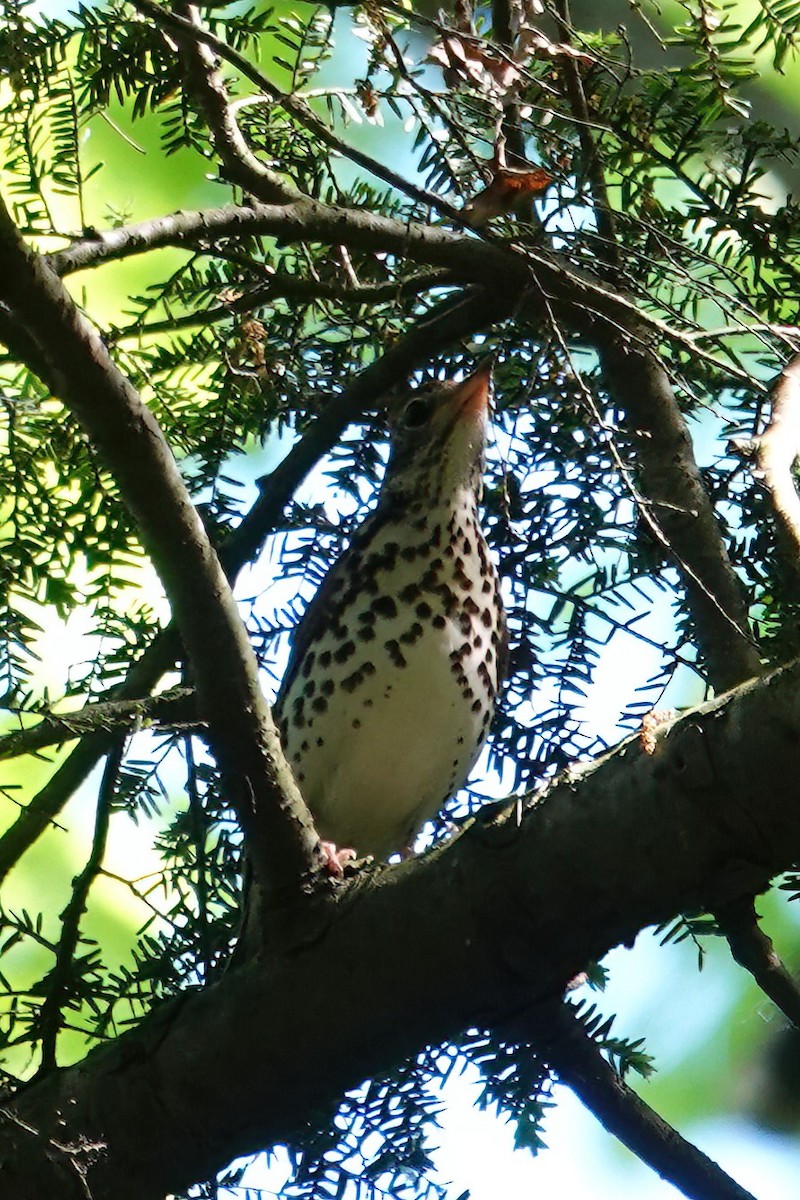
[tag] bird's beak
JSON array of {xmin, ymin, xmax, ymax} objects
[{"xmin": 452, "ymin": 358, "xmax": 494, "ymax": 418}]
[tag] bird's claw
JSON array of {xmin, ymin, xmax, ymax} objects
[{"xmin": 321, "ymin": 840, "xmax": 357, "ymax": 876}]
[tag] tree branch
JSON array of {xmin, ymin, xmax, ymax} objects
[
  {"xmin": 731, "ymin": 353, "xmax": 800, "ymax": 588},
  {"xmin": 46, "ymin": 200, "xmax": 766, "ymax": 395},
  {"xmin": 169, "ymin": 1, "xmax": 301, "ymax": 206},
  {"xmin": 0, "ymin": 193, "xmax": 321, "ymax": 900},
  {"xmin": 49, "ymin": 199, "xmax": 502, "ymax": 280},
  {"xmin": 531, "ymin": 1002, "xmax": 756, "ymax": 1200},
  {"xmin": 714, "ymin": 896, "xmax": 800, "ymax": 1030},
  {"xmin": 0, "ymin": 688, "xmax": 197, "ymax": 764},
  {"xmin": 35, "ymin": 744, "xmax": 124, "ymax": 1075},
  {"xmin": 4, "ymin": 660, "xmax": 800, "ymax": 1198},
  {"xmin": 132, "ymin": 0, "xmax": 466, "ymax": 224},
  {"xmin": 551, "ymin": 0, "xmax": 621, "ymax": 263},
  {"xmin": 599, "ymin": 337, "xmax": 762, "ymax": 692},
  {"xmin": 110, "ymin": 270, "xmax": 456, "ymax": 342}
]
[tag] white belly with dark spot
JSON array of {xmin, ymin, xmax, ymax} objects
[
  {"xmin": 284, "ymin": 619, "xmax": 489, "ymax": 856},
  {"xmin": 277, "ymin": 499, "xmax": 504, "ymax": 858}
]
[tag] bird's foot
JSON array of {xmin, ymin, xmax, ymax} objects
[
  {"xmin": 565, "ymin": 971, "xmax": 588, "ymax": 992},
  {"xmin": 321, "ymin": 840, "xmax": 357, "ymax": 877}
]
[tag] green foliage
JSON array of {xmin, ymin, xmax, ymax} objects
[{"xmin": 2, "ymin": 0, "xmax": 800, "ymax": 1194}]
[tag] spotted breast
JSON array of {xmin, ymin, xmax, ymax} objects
[{"xmin": 275, "ymin": 363, "xmax": 507, "ymax": 860}]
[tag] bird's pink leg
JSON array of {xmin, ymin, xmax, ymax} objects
[{"xmin": 321, "ymin": 841, "xmax": 357, "ymax": 876}]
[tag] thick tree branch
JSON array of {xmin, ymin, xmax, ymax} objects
[
  {"xmin": 0, "ymin": 194, "xmax": 321, "ymax": 899},
  {"xmin": 47, "ymin": 201, "xmax": 764, "ymax": 394},
  {"xmin": 3, "ymin": 661, "xmax": 800, "ymax": 1198}
]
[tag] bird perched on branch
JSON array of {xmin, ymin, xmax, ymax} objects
[{"xmin": 274, "ymin": 362, "xmax": 508, "ymax": 869}]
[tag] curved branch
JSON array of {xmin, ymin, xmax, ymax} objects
[
  {"xmin": 0, "ymin": 194, "xmax": 321, "ymax": 898},
  {"xmin": 46, "ymin": 201, "xmax": 765, "ymax": 395},
  {"xmin": 599, "ymin": 337, "xmax": 761, "ymax": 692},
  {"xmin": 132, "ymin": 0, "xmax": 465, "ymax": 223},
  {"xmin": 732, "ymin": 353, "xmax": 800, "ymax": 588},
  {"xmin": 170, "ymin": 1, "xmax": 301, "ymax": 206}
]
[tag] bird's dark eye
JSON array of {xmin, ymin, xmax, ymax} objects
[{"xmin": 402, "ymin": 396, "xmax": 432, "ymax": 429}]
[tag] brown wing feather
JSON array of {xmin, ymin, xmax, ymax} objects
[{"xmin": 274, "ymin": 502, "xmax": 396, "ymax": 719}]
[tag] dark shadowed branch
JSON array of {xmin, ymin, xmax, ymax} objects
[
  {"xmin": 714, "ymin": 897, "xmax": 800, "ymax": 1030},
  {"xmin": 34, "ymin": 743, "xmax": 124, "ymax": 1076},
  {"xmin": 111, "ymin": 270, "xmax": 456, "ymax": 341},
  {"xmin": 527, "ymin": 1001, "xmax": 756, "ymax": 1200},
  {"xmin": 3, "ymin": 662, "xmax": 800, "ymax": 1198}
]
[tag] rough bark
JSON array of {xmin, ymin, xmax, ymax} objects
[{"xmin": 2, "ymin": 661, "xmax": 800, "ymax": 1200}]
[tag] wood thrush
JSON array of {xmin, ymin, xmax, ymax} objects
[{"xmin": 275, "ymin": 362, "xmax": 507, "ymax": 864}]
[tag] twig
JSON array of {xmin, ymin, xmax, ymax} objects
[
  {"xmin": 184, "ymin": 731, "xmax": 212, "ymax": 979},
  {"xmin": 36, "ymin": 742, "xmax": 123, "ymax": 1075},
  {"xmin": 0, "ymin": 688, "xmax": 197, "ymax": 763},
  {"xmin": 0, "ymin": 629, "xmax": 178, "ymax": 885},
  {"xmin": 375, "ymin": 14, "xmax": 481, "ymax": 194},
  {"xmin": 551, "ymin": 0, "xmax": 621, "ymax": 264},
  {"xmin": 686, "ymin": 323, "xmax": 800, "ymax": 345}
]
